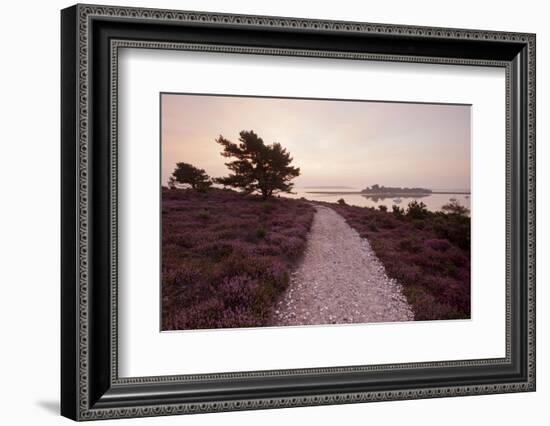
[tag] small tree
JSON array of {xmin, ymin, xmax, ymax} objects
[
  {"xmin": 406, "ymin": 200, "xmax": 428, "ymax": 219},
  {"xmin": 215, "ymin": 130, "xmax": 300, "ymax": 200},
  {"xmin": 392, "ymin": 205, "xmax": 405, "ymax": 218},
  {"xmin": 170, "ymin": 162, "xmax": 212, "ymax": 190},
  {"xmin": 441, "ymin": 200, "xmax": 470, "ymax": 216}
]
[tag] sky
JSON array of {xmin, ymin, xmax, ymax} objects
[{"xmin": 161, "ymin": 94, "xmax": 471, "ymax": 191}]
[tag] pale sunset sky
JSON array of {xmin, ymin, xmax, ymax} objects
[{"xmin": 161, "ymin": 94, "xmax": 471, "ymax": 190}]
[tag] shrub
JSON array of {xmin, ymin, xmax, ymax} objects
[
  {"xmin": 441, "ymin": 200, "xmax": 470, "ymax": 216},
  {"xmin": 378, "ymin": 205, "xmax": 388, "ymax": 212},
  {"xmin": 278, "ymin": 236, "xmax": 306, "ymax": 259},
  {"xmin": 379, "ymin": 216, "xmax": 397, "ymax": 229},
  {"xmin": 412, "ymin": 219, "xmax": 425, "ymax": 230},
  {"xmin": 424, "ymin": 238, "xmax": 452, "ymax": 252},
  {"xmin": 432, "ymin": 214, "xmax": 470, "ymax": 250},
  {"xmin": 195, "ymin": 209, "xmax": 210, "ymax": 220},
  {"xmin": 337, "ymin": 198, "xmax": 346, "ymax": 205},
  {"xmin": 256, "ymin": 225, "xmax": 267, "ymax": 239},
  {"xmin": 261, "ymin": 201, "xmax": 275, "ymax": 213},
  {"xmin": 399, "ymin": 238, "xmax": 420, "ymax": 253},
  {"xmin": 392, "ymin": 205, "xmax": 405, "ymax": 218},
  {"xmin": 406, "ymin": 200, "xmax": 428, "ymax": 219},
  {"xmin": 195, "ymin": 241, "xmax": 234, "ymax": 261}
]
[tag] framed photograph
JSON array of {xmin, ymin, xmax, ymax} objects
[{"xmin": 61, "ymin": 4, "xmax": 536, "ymax": 421}]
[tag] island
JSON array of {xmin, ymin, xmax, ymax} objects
[
  {"xmin": 361, "ymin": 184, "xmax": 432, "ymax": 196},
  {"xmin": 306, "ymin": 184, "xmax": 470, "ymax": 196}
]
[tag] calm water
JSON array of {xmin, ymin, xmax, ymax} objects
[{"xmin": 282, "ymin": 187, "xmax": 471, "ymax": 213}]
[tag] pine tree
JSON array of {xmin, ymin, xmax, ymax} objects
[
  {"xmin": 215, "ymin": 130, "xmax": 300, "ymax": 200},
  {"xmin": 170, "ymin": 162, "xmax": 212, "ymax": 190}
]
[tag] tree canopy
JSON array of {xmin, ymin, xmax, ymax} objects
[
  {"xmin": 169, "ymin": 162, "xmax": 212, "ymax": 190},
  {"xmin": 215, "ymin": 130, "xmax": 300, "ymax": 199}
]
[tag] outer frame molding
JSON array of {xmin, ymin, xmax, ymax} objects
[{"xmin": 61, "ymin": 4, "xmax": 535, "ymax": 421}]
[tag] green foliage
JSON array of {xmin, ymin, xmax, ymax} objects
[
  {"xmin": 170, "ymin": 162, "xmax": 212, "ymax": 190},
  {"xmin": 392, "ymin": 204, "xmax": 405, "ymax": 218},
  {"xmin": 406, "ymin": 200, "xmax": 428, "ymax": 219},
  {"xmin": 255, "ymin": 225, "xmax": 267, "ymax": 239},
  {"xmin": 195, "ymin": 209, "xmax": 210, "ymax": 220},
  {"xmin": 412, "ymin": 219, "xmax": 425, "ymax": 230},
  {"xmin": 432, "ymin": 213, "xmax": 470, "ymax": 250},
  {"xmin": 441, "ymin": 200, "xmax": 470, "ymax": 216},
  {"xmin": 214, "ymin": 130, "xmax": 300, "ymax": 200},
  {"xmin": 261, "ymin": 201, "xmax": 275, "ymax": 214},
  {"xmin": 398, "ymin": 238, "xmax": 421, "ymax": 253}
]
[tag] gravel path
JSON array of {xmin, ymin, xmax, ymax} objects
[{"xmin": 271, "ymin": 205, "xmax": 414, "ymax": 326}]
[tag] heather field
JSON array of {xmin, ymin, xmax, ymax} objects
[
  {"xmin": 330, "ymin": 201, "xmax": 470, "ymax": 320},
  {"xmin": 162, "ymin": 187, "xmax": 470, "ymax": 330},
  {"xmin": 161, "ymin": 188, "xmax": 315, "ymax": 330}
]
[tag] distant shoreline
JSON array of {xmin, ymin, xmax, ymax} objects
[
  {"xmin": 302, "ymin": 186, "xmax": 354, "ymax": 189},
  {"xmin": 305, "ymin": 191, "xmax": 471, "ymax": 196}
]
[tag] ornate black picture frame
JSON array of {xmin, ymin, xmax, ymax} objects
[{"xmin": 61, "ymin": 4, "xmax": 536, "ymax": 421}]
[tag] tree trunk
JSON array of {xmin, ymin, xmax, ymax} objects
[{"xmin": 260, "ymin": 187, "xmax": 270, "ymax": 200}]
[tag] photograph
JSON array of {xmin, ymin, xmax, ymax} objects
[{"xmin": 160, "ymin": 93, "xmax": 472, "ymax": 331}]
